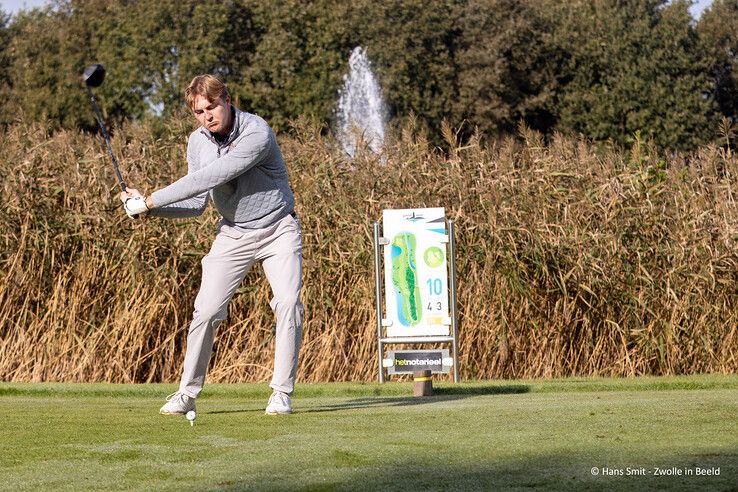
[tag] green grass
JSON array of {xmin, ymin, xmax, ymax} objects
[{"xmin": 1, "ymin": 375, "xmax": 736, "ymax": 491}]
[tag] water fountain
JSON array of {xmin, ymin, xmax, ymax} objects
[{"xmin": 336, "ymin": 47, "xmax": 387, "ymax": 158}]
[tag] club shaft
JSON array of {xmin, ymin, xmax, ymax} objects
[{"xmin": 86, "ymin": 87, "xmax": 127, "ymax": 191}]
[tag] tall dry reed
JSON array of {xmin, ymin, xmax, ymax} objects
[{"xmin": 0, "ymin": 116, "xmax": 736, "ymax": 383}]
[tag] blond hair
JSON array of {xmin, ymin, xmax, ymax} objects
[{"xmin": 184, "ymin": 74, "xmax": 230, "ymax": 109}]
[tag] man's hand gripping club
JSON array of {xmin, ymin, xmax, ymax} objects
[{"xmin": 120, "ymin": 188, "xmax": 151, "ymax": 219}]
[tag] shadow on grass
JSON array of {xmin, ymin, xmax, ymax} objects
[
  {"xmin": 210, "ymin": 449, "xmax": 738, "ymax": 492},
  {"xmin": 201, "ymin": 384, "xmax": 531, "ymax": 415},
  {"xmin": 204, "ymin": 408, "xmax": 265, "ymax": 416},
  {"xmin": 433, "ymin": 384, "xmax": 531, "ymax": 396},
  {"xmin": 300, "ymin": 384, "xmax": 530, "ymax": 414}
]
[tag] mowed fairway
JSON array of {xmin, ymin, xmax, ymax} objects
[{"xmin": 1, "ymin": 376, "xmax": 736, "ymax": 491}]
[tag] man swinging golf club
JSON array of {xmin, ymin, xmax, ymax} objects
[{"xmin": 121, "ymin": 74, "xmax": 303, "ymax": 416}]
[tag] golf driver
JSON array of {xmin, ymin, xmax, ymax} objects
[{"xmin": 82, "ymin": 64, "xmax": 127, "ymax": 192}]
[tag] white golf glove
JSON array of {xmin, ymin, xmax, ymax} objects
[{"xmin": 124, "ymin": 196, "xmax": 149, "ymax": 218}]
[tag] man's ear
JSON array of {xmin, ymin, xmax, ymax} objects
[{"xmin": 225, "ymin": 95, "xmax": 231, "ymax": 105}]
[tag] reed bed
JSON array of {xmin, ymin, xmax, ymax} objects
[{"xmin": 0, "ymin": 117, "xmax": 736, "ymax": 383}]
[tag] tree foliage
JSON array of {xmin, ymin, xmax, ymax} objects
[
  {"xmin": 6, "ymin": 4, "xmax": 92, "ymax": 128},
  {"xmin": 0, "ymin": 9, "xmax": 10, "ymax": 86},
  {"xmin": 6, "ymin": 0, "xmax": 253, "ymax": 129},
  {"xmin": 547, "ymin": 0, "xmax": 716, "ymax": 149},
  {"xmin": 454, "ymin": 0, "xmax": 560, "ymax": 138},
  {"xmin": 698, "ymin": 0, "xmax": 738, "ymax": 126},
  {"xmin": 234, "ymin": 0, "xmax": 352, "ymax": 131},
  {"xmin": 2, "ymin": 0, "xmax": 736, "ymax": 149}
]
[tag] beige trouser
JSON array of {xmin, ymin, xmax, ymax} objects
[{"xmin": 178, "ymin": 213, "xmax": 303, "ymax": 398}]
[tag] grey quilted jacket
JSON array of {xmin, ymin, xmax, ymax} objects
[{"xmin": 149, "ymin": 107, "xmax": 295, "ymax": 230}]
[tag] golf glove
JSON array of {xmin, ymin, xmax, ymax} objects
[{"xmin": 124, "ymin": 196, "xmax": 149, "ymax": 218}]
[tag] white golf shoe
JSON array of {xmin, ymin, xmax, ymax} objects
[
  {"xmin": 159, "ymin": 392, "xmax": 196, "ymax": 415},
  {"xmin": 265, "ymin": 391, "xmax": 292, "ymax": 415}
]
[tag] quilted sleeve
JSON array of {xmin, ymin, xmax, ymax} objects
[{"xmin": 150, "ymin": 125, "xmax": 271, "ymax": 208}]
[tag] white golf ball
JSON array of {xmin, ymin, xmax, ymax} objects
[{"xmin": 186, "ymin": 411, "xmax": 196, "ymax": 421}]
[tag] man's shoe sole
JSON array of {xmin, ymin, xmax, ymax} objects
[{"xmin": 265, "ymin": 410, "xmax": 292, "ymax": 415}]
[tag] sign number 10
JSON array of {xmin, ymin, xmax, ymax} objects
[{"xmin": 426, "ymin": 278, "xmax": 443, "ymax": 296}]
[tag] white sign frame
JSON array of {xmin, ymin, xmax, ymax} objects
[{"xmin": 382, "ymin": 208, "xmax": 451, "ymax": 338}]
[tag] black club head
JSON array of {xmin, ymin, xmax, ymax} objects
[{"xmin": 82, "ymin": 64, "xmax": 106, "ymax": 87}]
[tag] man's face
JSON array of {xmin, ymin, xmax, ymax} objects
[{"xmin": 192, "ymin": 94, "xmax": 232, "ymax": 135}]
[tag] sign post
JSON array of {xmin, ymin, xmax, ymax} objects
[{"xmin": 373, "ymin": 208, "xmax": 459, "ymax": 382}]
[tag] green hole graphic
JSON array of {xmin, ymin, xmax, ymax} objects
[{"xmin": 424, "ymin": 246, "xmax": 444, "ymax": 268}]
